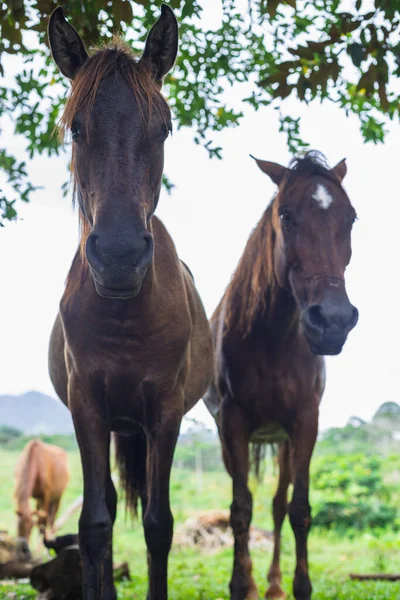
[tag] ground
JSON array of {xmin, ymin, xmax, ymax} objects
[{"xmin": 1, "ymin": 450, "xmax": 399, "ymax": 599}]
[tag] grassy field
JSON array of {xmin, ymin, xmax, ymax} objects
[{"xmin": 1, "ymin": 449, "xmax": 400, "ymax": 599}]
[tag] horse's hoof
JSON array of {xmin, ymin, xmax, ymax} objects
[{"xmin": 265, "ymin": 583, "xmax": 286, "ymax": 599}]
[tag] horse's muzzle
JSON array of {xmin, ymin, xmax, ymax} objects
[
  {"xmin": 85, "ymin": 230, "xmax": 154, "ymax": 299},
  {"xmin": 301, "ymin": 300, "xmax": 359, "ymax": 356}
]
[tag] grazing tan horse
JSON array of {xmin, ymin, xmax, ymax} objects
[
  {"xmin": 14, "ymin": 439, "xmax": 69, "ymax": 542},
  {"xmin": 204, "ymin": 152, "xmax": 359, "ymax": 600},
  {"xmin": 47, "ymin": 5, "xmax": 212, "ymax": 600}
]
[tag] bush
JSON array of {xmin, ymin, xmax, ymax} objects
[{"xmin": 311, "ymin": 454, "xmax": 398, "ymax": 531}]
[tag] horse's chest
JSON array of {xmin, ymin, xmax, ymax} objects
[
  {"xmin": 65, "ymin": 314, "xmax": 189, "ymax": 377},
  {"xmin": 86, "ymin": 331, "xmax": 189, "ymax": 426},
  {"xmin": 227, "ymin": 348, "xmax": 322, "ymax": 434}
]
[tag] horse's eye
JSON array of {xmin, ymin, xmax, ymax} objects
[
  {"xmin": 161, "ymin": 123, "xmax": 171, "ymax": 140},
  {"xmin": 71, "ymin": 127, "xmax": 80, "ymax": 142},
  {"xmin": 279, "ymin": 208, "xmax": 292, "ymax": 225}
]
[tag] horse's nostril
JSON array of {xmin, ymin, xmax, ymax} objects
[
  {"xmin": 136, "ymin": 232, "xmax": 154, "ymax": 270},
  {"xmin": 86, "ymin": 233, "xmax": 104, "ymax": 272},
  {"xmin": 86, "ymin": 233, "xmax": 98, "ymax": 257},
  {"xmin": 307, "ymin": 305, "xmax": 327, "ymax": 330}
]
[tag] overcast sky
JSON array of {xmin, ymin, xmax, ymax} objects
[{"xmin": 0, "ymin": 0, "xmax": 398, "ymax": 432}]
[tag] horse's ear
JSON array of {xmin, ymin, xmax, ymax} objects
[
  {"xmin": 250, "ymin": 155, "xmax": 288, "ymax": 186},
  {"xmin": 331, "ymin": 158, "xmax": 347, "ymax": 183},
  {"xmin": 48, "ymin": 6, "xmax": 88, "ymax": 80},
  {"xmin": 141, "ymin": 4, "xmax": 178, "ymax": 84}
]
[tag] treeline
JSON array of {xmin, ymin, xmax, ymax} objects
[{"xmin": 0, "ymin": 425, "xmax": 78, "ymax": 451}]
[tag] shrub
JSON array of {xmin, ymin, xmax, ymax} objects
[{"xmin": 311, "ymin": 454, "xmax": 398, "ymax": 531}]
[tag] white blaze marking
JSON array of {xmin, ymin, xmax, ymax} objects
[{"xmin": 313, "ymin": 184, "xmax": 333, "ymax": 210}]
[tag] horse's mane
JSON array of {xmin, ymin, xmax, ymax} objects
[
  {"xmin": 59, "ymin": 39, "xmax": 170, "ymax": 258},
  {"xmin": 223, "ymin": 201, "xmax": 276, "ymax": 337},
  {"xmin": 285, "ymin": 150, "xmax": 341, "ymax": 187},
  {"xmin": 223, "ymin": 151, "xmax": 337, "ymax": 337}
]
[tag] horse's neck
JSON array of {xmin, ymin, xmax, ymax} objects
[
  {"xmin": 251, "ymin": 282, "xmax": 300, "ymax": 352},
  {"xmin": 65, "ymin": 247, "xmax": 157, "ymax": 321}
]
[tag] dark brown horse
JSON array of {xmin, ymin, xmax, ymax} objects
[
  {"xmin": 47, "ymin": 6, "xmax": 212, "ymax": 600},
  {"xmin": 204, "ymin": 152, "xmax": 358, "ymax": 600},
  {"xmin": 14, "ymin": 439, "xmax": 69, "ymax": 542}
]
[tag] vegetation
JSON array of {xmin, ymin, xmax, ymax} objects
[
  {"xmin": 1, "ymin": 402, "xmax": 400, "ymax": 598},
  {"xmin": 312, "ymin": 454, "xmax": 398, "ymax": 532},
  {"xmin": 2, "ymin": 1, "xmax": 400, "ymax": 223},
  {"xmin": 1, "ymin": 450, "xmax": 400, "ymax": 599}
]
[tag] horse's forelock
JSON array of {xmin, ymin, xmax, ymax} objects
[{"xmin": 59, "ymin": 39, "xmax": 169, "ymax": 140}]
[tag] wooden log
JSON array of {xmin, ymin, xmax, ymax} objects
[
  {"xmin": 350, "ymin": 573, "xmax": 400, "ymax": 581},
  {"xmin": 0, "ymin": 559, "xmax": 41, "ymax": 579}
]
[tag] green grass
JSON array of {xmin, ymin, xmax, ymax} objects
[{"xmin": 1, "ymin": 450, "xmax": 400, "ymax": 599}]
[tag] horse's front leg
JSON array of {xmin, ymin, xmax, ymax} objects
[
  {"xmin": 289, "ymin": 404, "xmax": 318, "ymax": 600},
  {"xmin": 143, "ymin": 400, "xmax": 182, "ymax": 600},
  {"xmin": 69, "ymin": 374, "xmax": 116, "ymax": 600}
]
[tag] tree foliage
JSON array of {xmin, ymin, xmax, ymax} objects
[
  {"xmin": 1, "ymin": 0, "xmax": 399, "ymax": 224},
  {"xmin": 374, "ymin": 401, "xmax": 400, "ymax": 419}
]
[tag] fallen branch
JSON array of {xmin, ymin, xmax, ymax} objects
[
  {"xmin": 350, "ymin": 573, "xmax": 400, "ymax": 582},
  {"xmin": 53, "ymin": 496, "xmax": 83, "ymax": 534},
  {"xmin": 53, "ymin": 473, "xmax": 119, "ymax": 534}
]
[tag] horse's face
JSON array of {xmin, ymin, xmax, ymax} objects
[
  {"xmin": 255, "ymin": 155, "xmax": 358, "ymax": 355},
  {"xmin": 49, "ymin": 6, "xmax": 178, "ymax": 299}
]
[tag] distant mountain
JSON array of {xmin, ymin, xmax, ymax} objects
[{"xmin": 0, "ymin": 391, "xmax": 74, "ymax": 434}]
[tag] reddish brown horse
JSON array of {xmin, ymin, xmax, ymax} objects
[
  {"xmin": 14, "ymin": 439, "xmax": 69, "ymax": 542},
  {"xmin": 47, "ymin": 5, "xmax": 212, "ymax": 600},
  {"xmin": 204, "ymin": 152, "xmax": 358, "ymax": 600}
]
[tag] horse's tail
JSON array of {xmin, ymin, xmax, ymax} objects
[
  {"xmin": 250, "ymin": 442, "xmax": 278, "ymax": 481},
  {"xmin": 15, "ymin": 440, "xmax": 41, "ymax": 507},
  {"xmin": 114, "ymin": 431, "xmax": 147, "ymax": 517}
]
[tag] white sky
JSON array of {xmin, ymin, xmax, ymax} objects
[{"xmin": 0, "ymin": 0, "xmax": 399, "ymax": 433}]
